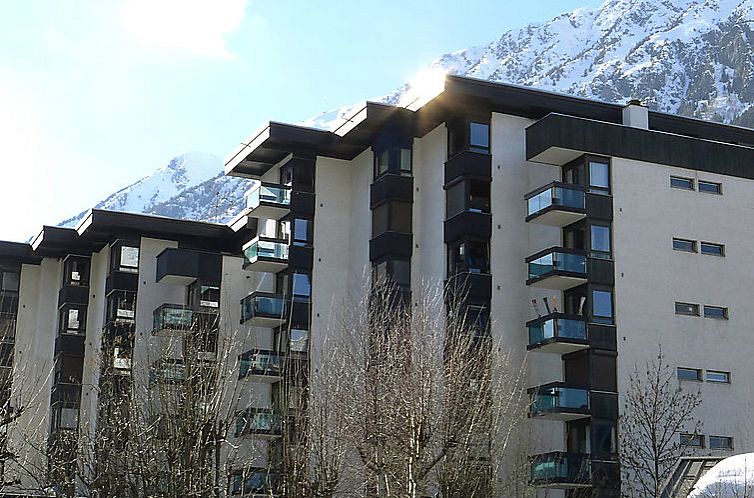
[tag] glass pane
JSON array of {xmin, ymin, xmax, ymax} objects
[
  {"xmin": 589, "ymin": 161, "xmax": 610, "ymax": 191},
  {"xmin": 120, "ymin": 246, "xmax": 139, "ymax": 269},
  {"xmin": 376, "ymin": 150, "xmax": 389, "ymax": 177},
  {"xmin": 293, "ymin": 219, "xmax": 311, "ymax": 245},
  {"xmin": 61, "ymin": 408, "xmax": 79, "ymax": 429},
  {"xmin": 703, "ymin": 306, "xmax": 727, "ymax": 319},
  {"xmin": 590, "ymin": 225, "xmax": 611, "ymax": 254},
  {"xmin": 292, "ymin": 273, "xmax": 311, "ymax": 298},
  {"xmin": 390, "ymin": 202, "xmax": 412, "ymax": 233},
  {"xmin": 673, "ymin": 239, "xmax": 695, "ymax": 252},
  {"xmin": 391, "ymin": 260, "xmax": 410, "ymax": 286},
  {"xmin": 705, "ymin": 371, "xmax": 729, "ymax": 383},
  {"xmin": 671, "ymin": 176, "xmax": 694, "ymax": 190},
  {"xmin": 68, "ymin": 308, "xmax": 80, "ymax": 330},
  {"xmin": 446, "ymin": 182, "xmax": 465, "ymax": 218},
  {"xmin": 677, "ymin": 368, "xmax": 701, "ymax": 381},
  {"xmin": 700, "ymin": 243, "xmax": 724, "ymax": 256},
  {"xmin": 399, "ymin": 148, "xmax": 412, "ymax": 174},
  {"xmin": 592, "ymin": 290, "xmax": 613, "ymax": 322},
  {"xmin": 675, "ymin": 302, "xmax": 699, "ymax": 315},
  {"xmin": 469, "ymin": 122, "xmax": 489, "ymax": 150},
  {"xmin": 290, "ymin": 329, "xmax": 308, "ymax": 352},
  {"xmin": 698, "ymin": 181, "xmax": 721, "ymax": 194},
  {"xmin": 1, "ymin": 272, "xmax": 19, "ymax": 292}
]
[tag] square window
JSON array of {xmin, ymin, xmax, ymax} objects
[
  {"xmin": 469, "ymin": 122, "xmax": 490, "ymax": 152},
  {"xmin": 120, "ymin": 246, "xmax": 139, "ymax": 272},
  {"xmin": 705, "ymin": 370, "xmax": 730, "ymax": 383},
  {"xmin": 698, "ymin": 181, "xmax": 722, "ymax": 194},
  {"xmin": 675, "ymin": 302, "xmax": 700, "ymax": 316},
  {"xmin": 590, "ymin": 225, "xmax": 611, "ymax": 258},
  {"xmin": 292, "ymin": 273, "xmax": 311, "ymax": 299},
  {"xmin": 709, "ymin": 436, "xmax": 733, "ymax": 450},
  {"xmin": 589, "ymin": 161, "xmax": 610, "ymax": 194},
  {"xmin": 293, "ymin": 218, "xmax": 312, "ymax": 246},
  {"xmin": 1, "ymin": 271, "xmax": 20, "ymax": 292},
  {"xmin": 677, "ymin": 367, "xmax": 702, "ymax": 381},
  {"xmin": 290, "ymin": 329, "xmax": 309, "ymax": 353},
  {"xmin": 680, "ymin": 433, "xmax": 704, "ymax": 447},
  {"xmin": 700, "ymin": 242, "xmax": 725, "ymax": 256},
  {"xmin": 591, "ymin": 290, "xmax": 613, "ymax": 324},
  {"xmin": 671, "ymin": 176, "xmax": 694, "ymax": 190},
  {"xmin": 703, "ymin": 306, "xmax": 728, "ymax": 319},
  {"xmin": 672, "ymin": 238, "xmax": 697, "ymax": 252}
]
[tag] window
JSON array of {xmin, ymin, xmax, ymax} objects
[
  {"xmin": 671, "ymin": 176, "xmax": 694, "ymax": 190},
  {"xmin": 0, "ymin": 271, "xmax": 20, "ymax": 293},
  {"xmin": 590, "ymin": 224, "xmax": 611, "ymax": 259},
  {"xmin": 469, "ymin": 122, "xmax": 490, "ymax": 153},
  {"xmin": 111, "ymin": 242, "xmax": 140, "ymax": 273},
  {"xmin": 677, "ymin": 367, "xmax": 702, "ymax": 381},
  {"xmin": 108, "ymin": 292, "xmax": 136, "ymax": 323},
  {"xmin": 591, "ymin": 290, "xmax": 613, "ymax": 325},
  {"xmin": 680, "ymin": 433, "xmax": 704, "ymax": 447},
  {"xmin": 280, "ymin": 162, "xmax": 314, "ymax": 192},
  {"xmin": 375, "ymin": 149, "xmax": 389, "ymax": 178},
  {"xmin": 59, "ymin": 306, "xmax": 86, "ymax": 335},
  {"xmin": 672, "ymin": 238, "xmax": 697, "ymax": 252},
  {"xmin": 372, "ymin": 202, "xmax": 411, "ymax": 237},
  {"xmin": 698, "ymin": 181, "xmax": 722, "ymax": 194},
  {"xmin": 51, "ymin": 406, "xmax": 79, "ymax": 430},
  {"xmin": 675, "ymin": 302, "xmax": 700, "ymax": 316},
  {"xmin": 373, "ymin": 147, "xmax": 412, "ymax": 179},
  {"xmin": 199, "ymin": 285, "xmax": 220, "ymax": 308},
  {"xmin": 709, "ymin": 436, "xmax": 733, "ymax": 450},
  {"xmin": 464, "ymin": 305, "xmax": 489, "ymax": 337},
  {"xmin": 700, "ymin": 242, "xmax": 725, "ymax": 256},
  {"xmin": 703, "ymin": 305, "xmax": 728, "ymax": 319},
  {"xmin": 290, "ymin": 329, "xmax": 309, "ymax": 353},
  {"xmin": 446, "ymin": 180, "xmax": 491, "ymax": 218},
  {"xmin": 588, "ymin": 161, "xmax": 610, "ymax": 194},
  {"xmin": 448, "ymin": 240, "xmax": 489, "ymax": 275},
  {"xmin": 293, "ymin": 218, "xmax": 313, "ymax": 246},
  {"xmin": 291, "ymin": 273, "xmax": 311, "ymax": 299},
  {"xmin": 705, "ymin": 370, "xmax": 730, "ymax": 383}
]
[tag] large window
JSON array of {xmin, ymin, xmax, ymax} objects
[
  {"xmin": 446, "ymin": 179, "xmax": 490, "ymax": 218},
  {"xmin": 59, "ymin": 306, "xmax": 86, "ymax": 335},
  {"xmin": 0, "ymin": 271, "xmax": 19, "ymax": 293},
  {"xmin": 291, "ymin": 218, "xmax": 313, "ymax": 246},
  {"xmin": 448, "ymin": 119, "xmax": 490, "ymax": 157},
  {"xmin": 373, "ymin": 259, "xmax": 411, "ymax": 288},
  {"xmin": 373, "ymin": 146, "xmax": 412, "ymax": 179},
  {"xmin": 51, "ymin": 406, "xmax": 79, "ymax": 430},
  {"xmin": 108, "ymin": 292, "xmax": 136, "ymax": 323},
  {"xmin": 469, "ymin": 122, "xmax": 490, "ymax": 153},
  {"xmin": 448, "ymin": 240, "xmax": 489, "ymax": 275},
  {"xmin": 64, "ymin": 256, "xmax": 90, "ymax": 287},
  {"xmin": 372, "ymin": 202, "xmax": 412, "ymax": 237},
  {"xmin": 111, "ymin": 242, "xmax": 140, "ymax": 273},
  {"xmin": 280, "ymin": 162, "xmax": 314, "ymax": 192},
  {"xmin": 591, "ymin": 289, "xmax": 614, "ymax": 325}
]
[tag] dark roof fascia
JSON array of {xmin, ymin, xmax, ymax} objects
[
  {"xmin": 0, "ymin": 241, "xmax": 40, "ymax": 270},
  {"xmin": 526, "ymin": 112, "xmax": 754, "ymax": 179}
]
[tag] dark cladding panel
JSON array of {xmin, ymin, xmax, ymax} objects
[
  {"xmin": 590, "ymin": 392, "xmax": 619, "ymax": 420},
  {"xmin": 585, "ymin": 193, "xmax": 614, "ymax": 221},
  {"xmin": 288, "ymin": 246, "xmax": 314, "ymax": 271},
  {"xmin": 444, "ymin": 150, "xmax": 492, "ymax": 184},
  {"xmin": 444, "ymin": 212, "xmax": 492, "ymax": 243},
  {"xmin": 589, "ymin": 324, "xmax": 617, "ymax": 351},
  {"xmin": 105, "ymin": 271, "xmax": 138, "ymax": 296},
  {"xmin": 58, "ymin": 286, "xmax": 89, "ymax": 307},
  {"xmin": 445, "ymin": 273, "xmax": 492, "ymax": 303},
  {"xmin": 54, "ymin": 335, "xmax": 86, "ymax": 358},
  {"xmin": 156, "ymin": 248, "xmax": 222, "ymax": 285},
  {"xmin": 370, "ymin": 175, "xmax": 413, "ymax": 208},
  {"xmin": 588, "ymin": 259, "xmax": 615, "ymax": 286},
  {"xmin": 291, "ymin": 191, "xmax": 316, "ymax": 216},
  {"xmin": 369, "ymin": 233, "xmax": 413, "ymax": 261}
]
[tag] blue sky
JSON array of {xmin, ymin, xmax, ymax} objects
[{"xmin": 0, "ymin": 0, "xmax": 604, "ymax": 241}]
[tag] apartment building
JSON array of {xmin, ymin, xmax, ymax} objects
[
  {"xmin": 2, "ymin": 74, "xmax": 754, "ymax": 497},
  {"xmin": 0, "ymin": 209, "xmax": 307, "ymax": 496},
  {"xmin": 223, "ymin": 75, "xmax": 754, "ymax": 497}
]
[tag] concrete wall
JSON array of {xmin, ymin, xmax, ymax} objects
[{"xmin": 613, "ymin": 159, "xmax": 754, "ymax": 453}]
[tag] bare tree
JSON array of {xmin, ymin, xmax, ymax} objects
[
  {"xmin": 278, "ymin": 281, "xmax": 529, "ymax": 498},
  {"xmin": 620, "ymin": 347, "xmax": 703, "ymax": 498}
]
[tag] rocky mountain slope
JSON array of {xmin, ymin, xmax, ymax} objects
[{"xmin": 62, "ymin": 0, "xmax": 754, "ymax": 225}]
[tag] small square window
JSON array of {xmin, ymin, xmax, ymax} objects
[
  {"xmin": 592, "ymin": 290, "xmax": 614, "ymax": 325},
  {"xmin": 677, "ymin": 367, "xmax": 702, "ymax": 381},
  {"xmin": 672, "ymin": 238, "xmax": 697, "ymax": 252},
  {"xmin": 703, "ymin": 306, "xmax": 728, "ymax": 319},
  {"xmin": 675, "ymin": 302, "xmax": 700, "ymax": 316},
  {"xmin": 700, "ymin": 242, "xmax": 725, "ymax": 256},
  {"xmin": 590, "ymin": 225, "xmax": 611, "ymax": 259},
  {"xmin": 680, "ymin": 433, "xmax": 704, "ymax": 447},
  {"xmin": 709, "ymin": 436, "xmax": 733, "ymax": 450},
  {"xmin": 705, "ymin": 370, "xmax": 730, "ymax": 383},
  {"xmin": 670, "ymin": 176, "xmax": 694, "ymax": 190},
  {"xmin": 469, "ymin": 122, "xmax": 490, "ymax": 152},
  {"xmin": 698, "ymin": 181, "xmax": 722, "ymax": 194}
]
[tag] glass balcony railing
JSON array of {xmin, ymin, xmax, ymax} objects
[
  {"xmin": 527, "ymin": 183, "xmax": 585, "ymax": 217},
  {"xmin": 242, "ymin": 237, "xmax": 289, "ymax": 268},
  {"xmin": 235, "ymin": 408, "xmax": 281, "ymax": 436},
  {"xmin": 152, "ymin": 304, "xmax": 218, "ymax": 334},
  {"xmin": 239, "ymin": 349, "xmax": 283, "ymax": 379},
  {"xmin": 528, "ymin": 314, "xmax": 587, "ymax": 349},
  {"xmin": 245, "ymin": 184, "xmax": 291, "ymax": 211},
  {"xmin": 530, "ymin": 384, "xmax": 590, "ymax": 417},
  {"xmin": 240, "ymin": 293, "xmax": 285, "ymax": 324},
  {"xmin": 527, "ymin": 249, "xmax": 586, "ymax": 280},
  {"xmin": 530, "ymin": 452, "xmax": 591, "ymax": 488}
]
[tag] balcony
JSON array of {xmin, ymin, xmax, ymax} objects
[
  {"xmin": 529, "ymin": 382, "xmax": 590, "ymax": 421},
  {"xmin": 245, "ymin": 183, "xmax": 291, "ymax": 220},
  {"xmin": 235, "ymin": 408, "xmax": 281, "ymax": 439},
  {"xmin": 526, "ymin": 182, "xmax": 586, "ymax": 227},
  {"xmin": 530, "ymin": 452, "xmax": 592, "ymax": 489},
  {"xmin": 527, "ymin": 313, "xmax": 588, "ymax": 354},
  {"xmin": 152, "ymin": 304, "xmax": 218, "ymax": 336},
  {"xmin": 240, "ymin": 292, "xmax": 285, "ymax": 327},
  {"xmin": 242, "ymin": 237, "xmax": 289, "ymax": 273},
  {"xmin": 526, "ymin": 248, "xmax": 587, "ymax": 290},
  {"xmin": 156, "ymin": 248, "xmax": 221, "ymax": 285},
  {"xmin": 239, "ymin": 349, "xmax": 283, "ymax": 382}
]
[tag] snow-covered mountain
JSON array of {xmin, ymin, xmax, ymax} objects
[
  {"xmin": 64, "ymin": 0, "xmax": 754, "ymax": 225},
  {"xmin": 60, "ymin": 152, "xmax": 250, "ymax": 226}
]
